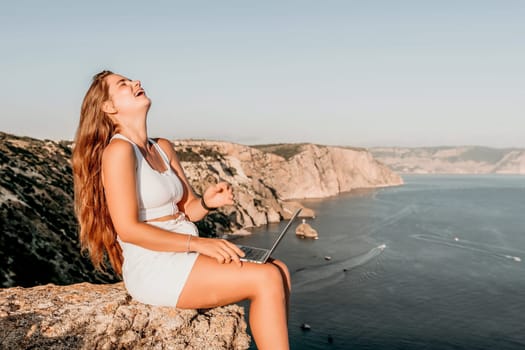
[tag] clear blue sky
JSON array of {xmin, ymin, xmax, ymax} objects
[{"xmin": 1, "ymin": 1, "xmax": 523, "ymax": 147}]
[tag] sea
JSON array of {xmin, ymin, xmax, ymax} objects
[{"xmin": 232, "ymin": 175, "xmax": 525, "ymax": 350}]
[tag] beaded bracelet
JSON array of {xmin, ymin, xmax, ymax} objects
[{"xmin": 200, "ymin": 196, "xmax": 215, "ymax": 211}]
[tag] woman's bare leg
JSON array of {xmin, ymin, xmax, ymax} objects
[
  {"xmin": 177, "ymin": 255, "xmax": 289, "ymax": 350},
  {"xmin": 268, "ymin": 258, "xmax": 291, "ymax": 321}
]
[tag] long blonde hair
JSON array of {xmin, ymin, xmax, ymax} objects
[{"xmin": 72, "ymin": 70, "xmax": 123, "ymax": 275}]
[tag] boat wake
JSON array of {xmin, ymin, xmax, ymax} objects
[
  {"xmin": 292, "ymin": 244, "xmax": 387, "ymax": 293},
  {"xmin": 411, "ymin": 233, "xmax": 523, "ymax": 263}
]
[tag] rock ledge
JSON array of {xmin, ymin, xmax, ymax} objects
[{"xmin": 0, "ymin": 282, "xmax": 250, "ymax": 350}]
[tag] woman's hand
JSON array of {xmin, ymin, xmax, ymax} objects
[
  {"xmin": 202, "ymin": 182, "xmax": 234, "ymax": 209},
  {"xmin": 191, "ymin": 236, "xmax": 245, "ymax": 266}
]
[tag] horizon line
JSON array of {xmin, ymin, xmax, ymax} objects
[{"xmin": 1, "ymin": 130, "xmax": 524, "ymax": 151}]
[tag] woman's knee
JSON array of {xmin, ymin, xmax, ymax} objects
[{"xmin": 252, "ymin": 263, "xmax": 286, "ymax": 298}]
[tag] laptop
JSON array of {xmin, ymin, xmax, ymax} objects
[{"xmin": 237, "ymin": 208, "xmax": 302, "ymax": 264}]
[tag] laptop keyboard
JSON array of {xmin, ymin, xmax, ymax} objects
[{"xmin": 238, "ymin": 245, "xmax": 268, "ymax": 261}]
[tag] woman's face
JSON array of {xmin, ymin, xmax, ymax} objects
[{"xmin": 105, "ymin": 73, "xmax": 151, "ymax": 116}]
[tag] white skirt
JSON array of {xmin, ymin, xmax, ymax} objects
[{"xmin": 118, "ymin": 216, "xmax": 199, "ymax": 307}]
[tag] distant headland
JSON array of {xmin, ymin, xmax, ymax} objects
[{"xmin": 371, "ymin": 146, "xmax": 525, "ymax": 174}]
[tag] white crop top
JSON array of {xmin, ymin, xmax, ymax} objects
[{"xmin": 110, "ymin": 134, "xmax": 184, "ymax": 221}]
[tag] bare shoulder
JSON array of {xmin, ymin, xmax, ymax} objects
[
  {"xmin": 156, "ymin": 138, "xmax": 180, "ymax": 162},
  {"xmin": 102, "ymin": 139, "xmax": 135, "ymax": 165},
  {"xmin": 155, "ymin": 137, "xmax": 173, "ymax": 148}
]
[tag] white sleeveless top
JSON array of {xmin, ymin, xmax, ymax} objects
[
  {"xmin": 110, "ymin": 134, "xmax": 184, "ymax": 221},
  {"xmin": 110, "ymin": 134, "xmax": 199, "ymax": 307}
]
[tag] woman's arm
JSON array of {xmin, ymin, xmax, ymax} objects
[
  {"xmin": 156, "ymin": 138, "xmax": 234, "ymax": 221},
  {"xmin": 102, "ymin": 139, "xmax": 243, "ymax": 263}
]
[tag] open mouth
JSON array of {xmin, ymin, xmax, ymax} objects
[{"xmin": 134, "ymin": 89, "xmax": 145, "ymax": 97}]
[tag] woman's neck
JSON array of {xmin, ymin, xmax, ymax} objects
[{"xmin": 116, "ymin": 121, "xmax": 149, "ymax": 149}]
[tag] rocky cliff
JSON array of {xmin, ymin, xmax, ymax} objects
[
  {"xmin": 0, "ymin": 133, "xmax": 118, "ymax": 288},
  {"xmin": 0, "ymin": 132, "xmax": 401, "ymax": 287},
  {"xmin": 0, "ymin": 282, "xmax": 250, "ymax": 349},
  {"xmin": 371, "ymin": 146, "xmax": 525, "ymax": 174},
  {"xmin": 180, "ymin": 141, "xmax": 404, "ymax": 201}
]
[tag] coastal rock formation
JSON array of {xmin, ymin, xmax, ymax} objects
[
  {"xmin": 0, "ymin": 132, "xmax": 401, "ymax": 287},
  {"xmin": 0, "ymin": 282, "xmax": 250, "ymax": 350},
  {"xmin": 371, "ymin": 146, "xmax": 525, "ymax": 174},
  {"xmin": 295, "ymin": 220, "xmax": 319, "ymax": 239},
  {"xmin": 177, "ymin": 141, "xmax": 404, "ymax": 201},
  {"xmin": 173, "ymin": 141, "xmax": 283, "ymax": 231},
  {"xmin": 279, "ymin": 144, "xmax": 403, "ymax": 199}
]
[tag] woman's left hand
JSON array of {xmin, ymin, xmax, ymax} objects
[{"xmin": 202, "ymin": 182, "xmax": 234, "ymax": 209}]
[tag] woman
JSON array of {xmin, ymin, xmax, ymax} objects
[{"xmin": 72, "ymin": 70, "xmax": 291, "ymax": 349}]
